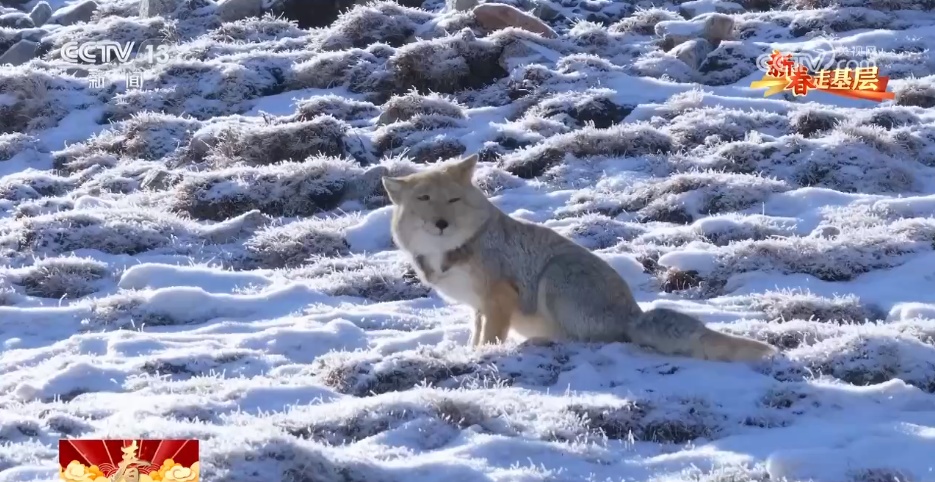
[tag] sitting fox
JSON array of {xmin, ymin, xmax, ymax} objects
[{"xmin": 382, "ymin": 154, "xmax": 778, "ymax": 362}]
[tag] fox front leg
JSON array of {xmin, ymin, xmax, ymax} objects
[
  {"xmin": 470, "ymin": 310, "xmax": 483, "ymax": 346},
  {"xmin": 478, "ymin": 307, "xmax": 510, "ymax": 345},
  {"xmin": 477, "ymin": 280, "xmax": 518, "ymax": 346}
]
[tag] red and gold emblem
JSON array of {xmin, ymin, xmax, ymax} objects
[{"xmin": 58, "ymin": 439, "xmax": 199, "ymax": 482}]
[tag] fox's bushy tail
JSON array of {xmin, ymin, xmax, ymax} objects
[{"xmin": 627, "ymin": 307, "xmax": 778, "ymax": 362}]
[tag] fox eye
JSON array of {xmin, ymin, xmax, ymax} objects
[
  {"xmin": 448, "ymin": 198, "xmax": 461, "ymax": 203},
  {"xmin": 417, "ymin": 194, "xmax": 430, "ymax": 201}
]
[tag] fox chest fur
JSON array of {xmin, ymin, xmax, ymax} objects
[{"xmin": 412, "ymin": 244, "xmax": 485, "ymax": 309}]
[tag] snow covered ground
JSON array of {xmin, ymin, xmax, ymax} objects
[{"xmin": 2, "ymin": 0, "xmax": 935, "ymax": 480}]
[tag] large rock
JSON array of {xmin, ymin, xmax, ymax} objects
[
  {"xmin": 139, "ymin": 0, "xmax": 177, "ymax": 18},
  {"xmin": 678, "ymin": 0, "xmax": 744, "ymax": 18},
  {"xmin": 532, "ymin": 0, "xmax": 562, "ymax": 21},
  {"xmin": 447, "ymin": 0, "xmax": 478, "ymax": 11},
  {"xmin": 498, "ymin": 36, "xmax": 552, "ymax": 71},
  {"xmin": 669, "ymin": 37, "xmax": 712, "ymax": 70},
  {"xmin": 65, "ymin": 66, "xmax": 90, "ymax": 78},
  {"xmin": 0, "ymin": 39, "xmax": 39, "ymax": 66},
  {"xmin": 655, "ymin": 12, "xmax": 734, "ymax": 48},
  {"xmin": 14, "ymin": 27, "xmax": 47, "ymax": 42},
  {"xmin": 140, "ymin": 169, "xmax": 182, "ymax": 191},
  {"xmin": 698, "ymin": 40, "xmax": 761, "ymax": 85},
  {"xmin": 472, "ymin": 3, "xmax": 558, "ymax": 38},
  {"xmin": 216, "ymin": 0, "xmax": 261, "ymax": 22},
  {"xmin": 701, "ymin": 12, "xmax": 734, "ymax": 44},
  {"xmin": 0, "ymin": 12, "xmax": 34, "ymax": 28},
  {"xmin": 50, "ymin": 0, "xmax": 98, "ymax": 25},
  {"xmin": 342, "ymin": 165, "xmax": 389, "ymax": 202},
  {"xmin": 28, "ymin": 1, "xmax": 52, "ymax": 27},
  {"xmin": 187, "ymin": 129, "xmax": 220, "ymax": 160}
]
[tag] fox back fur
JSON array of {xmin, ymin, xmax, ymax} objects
[{"xmin": 382, "ymin": 154, "xmax": 778, "ymax": 362}]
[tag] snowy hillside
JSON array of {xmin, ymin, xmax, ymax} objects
[{"xmin": 2, "ymin": 0, "xmax": 935, "ymax": 480}]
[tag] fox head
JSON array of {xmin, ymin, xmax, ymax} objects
[{"xmin": 382, "ymin": 154, "xmax": 492, "ymax": 252}]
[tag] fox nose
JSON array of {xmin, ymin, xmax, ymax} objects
[{"xmin": 435, "ymin": 219, "xmax": 449, "ymax": 231}]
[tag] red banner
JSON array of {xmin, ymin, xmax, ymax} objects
[{"xmin": 59, "ymin": 439, "xmax": 199, "ymax": 482}]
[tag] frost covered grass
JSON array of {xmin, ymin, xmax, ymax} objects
[{"xmin": 1, "ymin": 0, "xmax": 935, "ymax": 481}]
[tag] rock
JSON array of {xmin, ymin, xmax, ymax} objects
[
  {"xmin": 28, "ymin": 1, "xmax": 52, "ymax": 26},
  {"xmin": 809, "ymin": 225, "xmax": 840, "ymax": 239},
  {"xmin": 698, "ymin": 40, "xmax": 761, "ymax": 85},
  {"xmin": 655, "ymin": 12, "xmax": 733, "ymax": 49},
  {"xmin": 138, "ymin": 0, "xmax": 176, "ymax": 18},
  {"xmin": 50, "ymin": 0, "xmax": 98, "ymax": 25},
  {"xmin": 0, "ymin": 39, "xmax": 39, "ymax": 66},
  {"xmin": 204, "ymin": 209, "xmax": 273, "ymax": 244},
  {"xmin": 655, "ymin": 19, "xmax": 701, "ymax": 48},
  {"xmin": 533, "ymin": 0, "xmax": 562, "ymax": 20},
  {"xmin": 216, "ymin": 0, "xmax": 262, "ymax": 22},
  {"xmin": 447, "ymin": 0, "xmax": 479, "ymax": 11},
  {"xmin": 237, "ymin": 209, "xmax": 272, "ymax": 231},
  {"xmin": 0, "ymin": 0, "xmax": 29, "ymax": 8},
  {"xmin": 342, "ymin": 165, "xmax": 389, "ymax": 202},
  {"xmin": 669, "ymin": 37, "xmax": 712, "ymax": 70},
  {"xmin": 0, "ymin": 12, "xmax": 34, "ymax": 28},
  {"xmin": 13, "ymin": 27, "xmax": 47, "ymax": 42},
  {"xmin": 473, "ymin": 3, "xmax": 558, "ymax": 38},
  {"xmin": 140, "ymin": 169, "xmax": 182, "ymax": 191},
  {"xmin": 498, "ymin": 37, "xmax": 551, "ymax": 71},
  {"xmin": 678, "ymin": 0, "xmax": 743, "ymax": 18},
  {"xmin": 65, "ymin": 66, "xmax": 90, "ymax": 77},
  {"xmin": 701, "ymin": 12, "xmax": 734, "ymax": 44},
  {"xmin": 187, "ymin": 131, "xmax": 218, "ymax": 160}
]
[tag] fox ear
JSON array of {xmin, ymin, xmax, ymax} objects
[
  {"xmin": 448, "ymin": 153, "xmax": 478, "ymax": 184},
  {"xmin": 382, "ymin": 176, "xmax": 407, "ymax": 204}
]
